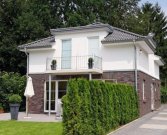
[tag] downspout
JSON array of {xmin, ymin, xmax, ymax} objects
[
  {"xmin": 24, "ymin": 47, "xmax": 29, "ymax": 117},
  {"xmin": 133, "ymin": 39, "xmax": 138, "ymax": 91}
]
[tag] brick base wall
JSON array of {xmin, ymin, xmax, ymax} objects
[
  {"xmin": 28, "ymin": 71, "xmax": 161, "ymax": 116},
  {"xmin": 138, "ymin": 71, "xmax": 161, "ymax": 116},
  {"xmin": 28, "ymin": 74, "xmax": 48, "ymax": 113}
]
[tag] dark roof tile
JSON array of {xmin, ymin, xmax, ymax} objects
[{"xmin": 18, "ymin": 36, "xmax": 55, "ymax": 49}]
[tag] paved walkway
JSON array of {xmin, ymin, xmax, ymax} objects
[
  {"xmin": 109, "ymin": 104, "xmax": 167, "ymax": 135},
  {"xmin": 0, "ymin": 112, "xmax": 62, "ymax": 122}
]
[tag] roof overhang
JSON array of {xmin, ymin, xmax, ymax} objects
[
  {"xmin": 154, "ymin": 55, "xmax": 164, "ymax": 66},
  {"xmin": 102, "ymin": 38, "xmax": 156, "ymax": 53},
  {"xmin": 19, "ymin": 46, "xmax": 55, "ymax": 52}
]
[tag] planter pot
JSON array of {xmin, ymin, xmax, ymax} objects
[
  {"xmin": 0, "ymin": 109, "xmax": 4, "ymax": 113},
  {"xmin": 51, "ymin": 64, "xmax": 56, "ymax": 70},
  {"xmin": 9, "ymin": 103, "xmax": 20, "ymax": 120}
]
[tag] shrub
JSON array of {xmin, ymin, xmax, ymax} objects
[
  {"xmin": 161, "ymin": 87, "xmax": 167, "ymax": 103},
  {"xmin": 0, "ymin": 72, "xmax": 26, "ymax": 111},
  {"xmin": 0, "ymin": 103, "xmax": 3, "ymax": 109},
  {"xmin": 8, "ymin": 94, "xmax": 22, "ymax": 104},
  {"xmin": 62, "ymin": 78, "xmax": 139, "ymax": 135}
]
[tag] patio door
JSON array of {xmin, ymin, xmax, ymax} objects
[
  {"xmin": 151, "ymin": 83, "xmax": 155, "ymax": 110},
  {"xmin": 44, "ymin": 81, "xmax": 56, "ymax": 112},
  {"xmin": 62, "ymin": 40, "xmax": 72, "ymax": 69},
  {"xmin": 44, "ymin": 81, "xmax": 67, "ymax": 113}
]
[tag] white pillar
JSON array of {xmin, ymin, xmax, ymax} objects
[
  {"xmin": 55, "ymin": 80, "xmax": 58, "ymax": 116},
  {"xmin": 89, "ymin": 73, "xmax": 92, "ymax": 80},
  {"xmin": 49, "ymin": 74, "xmax": 51, "ymax": 116}
]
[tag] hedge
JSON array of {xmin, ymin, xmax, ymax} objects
[
  {"xmin": 62, "ymin": 78, "xmax": 139, "ymax": 135},
  {"xmin": 161, "ymin": 87, "xmax": 167, "ymax": 103}
]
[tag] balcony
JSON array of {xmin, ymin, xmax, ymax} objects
[{"xmin": 46, "ymin": 55, "xmax": 102, "ymax": 74}]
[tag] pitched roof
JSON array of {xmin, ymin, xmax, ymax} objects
[
  {"xmin": 18, "ymin": 23, "xmax": 156, "ymax": 51},
  {"xmin": 101, "ymin": 27, "xmax": 146, "ymax": 43},
  {"xmin": 18, "ymin": 36, "xmax": 55, "ymax": 49},
  {"xmin": 50, "ymin": 22, "xmax": 113, "ymax": 35}
]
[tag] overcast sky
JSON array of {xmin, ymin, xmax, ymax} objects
[{"xmin": 139, "ymin": 0, "xmax": 167, "ymax": 16}]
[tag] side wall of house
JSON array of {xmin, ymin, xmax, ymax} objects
[{"xmin": 138, "ymin": 71, "xmax": 161, "ymax": 116}]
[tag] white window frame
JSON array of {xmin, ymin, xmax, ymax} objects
[
  {"xmin": 88, "ymin": 36, "xmax": 99, "ymax": 56},
  {"xmin": 44, "ymin": 80, "xmax": 68, "ymax": 113},
  {"xmin": 44, "ymin": 81, "xmax": 57, "ymax": 113},
  {"xmin": 93, "ymin": 79, "xmax": 117, "ymax": 83},
  {"xmin": 142, "ymin": 80, "xmax": 145, "ymax": 100}
]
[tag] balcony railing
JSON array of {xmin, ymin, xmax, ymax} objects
[{"xmin": 46, "ymin": 55, "xmax": 102, "ymax": 72}]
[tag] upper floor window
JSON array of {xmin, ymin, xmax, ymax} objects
[
  {"xmin": 88, "ymin": 36, "xmax": 99, "ymax": 56},
  {"xmin": 62, "ymin": 39, "xmax": 72, "ymax": 69}
]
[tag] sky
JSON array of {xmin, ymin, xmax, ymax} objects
[{"xmin": 139, "ymin": 0, "xmax": 167, "ymax": 16}]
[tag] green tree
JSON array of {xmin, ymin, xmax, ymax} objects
[{"xmin": 132, "ymin": 2, "xmax": 167, "ymax": 84}]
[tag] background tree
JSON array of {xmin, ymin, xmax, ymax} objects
[
  {"xmin": 0, "ymin": 0, "xmax": 167, "ymax": 85},
  {"xmin": 131, "ymin": 2, "xmax": 167, "ymax": 84}
]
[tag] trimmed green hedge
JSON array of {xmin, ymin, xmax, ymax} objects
[
  {"xmin": 62, "ymin": 78, "xmax": 139, "ymax": 135},
  {"xmin": 161, "ymin": 87, "xmax": 167, "ymax": 103}
]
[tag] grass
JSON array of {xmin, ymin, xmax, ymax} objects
[{"xmin": 0, "ymin": 121, "xmax": 63, "ymax": 135}]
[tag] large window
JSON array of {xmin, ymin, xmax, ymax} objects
[
  {"xmin": 62, "ymin": 39, "xmax": 72, "ymax": 69},
  {"xmin": 88, "ymin": 36, "xmax": 99, "ymax": 56}
]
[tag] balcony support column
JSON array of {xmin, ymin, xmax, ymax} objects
[
  {"xmin": 89, "ymin": 73, "xmax": 92, "ymax": 80},
  {"xmin": 48, "ymin": 74, "xmax": 51, "ymax": 116}
]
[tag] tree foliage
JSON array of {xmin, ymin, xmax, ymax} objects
[
  {"xmin": 0, "ymin": 0, "xmax": 167, "ymax": 83},
  {"xmin": 132, "ymin": 2, "xmax": 167, "ymax": 84}
]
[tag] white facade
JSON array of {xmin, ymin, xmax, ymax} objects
[{"xmin": 27, "ymin": 30, "xmax": 162, "ymax": 79}]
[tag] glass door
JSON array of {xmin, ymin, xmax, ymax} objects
[
  {"xmin": 45, "ymin": 81, "xmax": 56, "ymax": 112},
  {"xmin": 56, "ymin": 81, "xmax": 67, "ymax": 116}
]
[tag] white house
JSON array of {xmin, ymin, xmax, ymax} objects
[{"xmin": 18, "ymin": 23, "xmax": 164, "ymax": 116}]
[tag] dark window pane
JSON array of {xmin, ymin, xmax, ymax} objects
[
  {"xmin": 46, "ymin": 101, "xmax": 49, "ymax": 110},
  {"xmin": 58, "ymin": 91, "xmax": 66, "ymax": 99},
  {"xmin": 58, "ymin": 81, "xmax": 67, "ymax": 90},
  {"xmin": 51, "ymin": 101, "xmax": 55, "ymax": 110},
  {"xmin": 51, "ymin": 91, "xmax": 55, "ymax": 100}
]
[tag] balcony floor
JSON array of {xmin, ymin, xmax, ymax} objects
[{"xmin": 45, "ymin": 68, "xmax": 103, "ymax": 75}]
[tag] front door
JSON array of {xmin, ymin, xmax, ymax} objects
[{"xmin": 151, "ymin": 83, "xmax": 155, "ymax": 110}]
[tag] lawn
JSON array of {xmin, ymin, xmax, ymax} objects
[{"xmin": 0, "ymin": 121, "xmax": 62, "ymax": 135}]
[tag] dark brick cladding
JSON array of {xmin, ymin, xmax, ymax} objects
[{"xmin": 29, "ymin": 71, "xmax": 161, "ymax": 116}]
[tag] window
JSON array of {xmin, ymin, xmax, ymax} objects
[
  {"xmin": 62, "ymin": 39, "xmax": 72, "ymax": 69},
  {"xmin": 88, "ymin": 36, "xmax": 99, "ymax": 56},
  {"xmin": 58, "ymin": 81, "xmax": 67, "ymax": 99},
  {"xmin": 142, "ymin": 80, "xmax": 145, "ymax": 100},
  {"xmin": 45, "ymin": 81, "xmax": 56, "ymax": 111}
]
